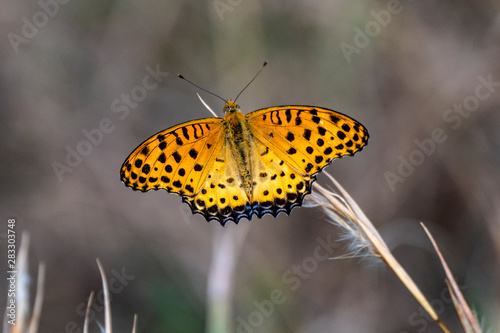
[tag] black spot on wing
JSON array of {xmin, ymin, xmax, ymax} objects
[
  {"xmin": 189, "ymin": 148, "xmax": 198, "ymax": 159},
  {"xmin": 271, "ymin": 110, "xmax": 282, "ymax": 124},
  {"xmin": 342, "ymin": 124, "xmax": 351, "ymax": 132},
  {"xmin": 172, "ymin": 151, "xmax": 182, "ymax": 163},
  {"xmin": 193, "ymin": 124, "xmax": 204, "ymax": 139},
  {"xmin": 260, "ymin": 146, "xmax": 270, "ymax": 156},
  {"xmin": 303, "ymin": 129, "xmax": 311, "ymax": 141},
  {"xmin": 181, "ymin": 126, "xmax": 190, "ymax": 140}
]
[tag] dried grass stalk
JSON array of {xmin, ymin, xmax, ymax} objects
[
  {"xmin": 306, "ymin": 172, "xmax": 451, "ymax": 333},
  {"xmin": 421, "ymin": 223, "xmax": 482, "ymax": 333}
]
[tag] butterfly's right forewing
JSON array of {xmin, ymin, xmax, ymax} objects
[{"xmin": 246, "ymin": 106, "xmax": 369, "ymax": 176}]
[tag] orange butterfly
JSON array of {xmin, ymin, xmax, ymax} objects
[{"xmin": 120, "ymin": 66, "xmax": 369, "ymax": 225}]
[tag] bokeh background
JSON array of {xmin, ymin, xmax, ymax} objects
[{"xmin": 1, "ymin": 0, "xmax": 500, "ymax": 332}]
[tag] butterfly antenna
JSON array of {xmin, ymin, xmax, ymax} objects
[
  {"xmin": 234, "ymin": 61, "xmax": 267, "ymax": 102},
  {"xmin": 177, "ymin": 74, "xmax": 226, "ymax": 103}
]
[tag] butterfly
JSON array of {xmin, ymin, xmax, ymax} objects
[{"xmin": 120, "ymin": 99, "xmax": 369, "ymax": 226}]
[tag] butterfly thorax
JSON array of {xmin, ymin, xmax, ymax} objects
[{"xmin": 223, "ymin": 103, "xmax": 253, "ymax": 198}]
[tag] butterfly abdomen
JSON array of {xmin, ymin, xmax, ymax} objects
[{"xmin": 224, "ymin": 110, "xmax": 253, "ymax": 197}]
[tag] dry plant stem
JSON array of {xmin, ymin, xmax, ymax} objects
[
  {"xmin": 83, "ymin": 291, "xmax": 95, "ymax": 333},
  {"xmin": 4, "ymin": 233, "xmax": 31, "ymax": 333},
  {"xmin": 96, "ymin": 259, "xmax": 113, "ymax": 333},
  {"xmin": 421, "ymin": 223, "xmax": 482, "ymax": 333},
  {"xmin": 132, "ymin": 314, "xmax": 138, "ymax": 333},
  {"xmin": 197, "ymin": 93, "xmax": 218, "ymax": 117},
  {"xmin": 27, "ymin": 263, "xmax": 45, "ymax": 333},
  {"xmin": 447, "ymin": 280, "xmax": 477, "ymax": 333},
  {"xmin": 3, "ymin": 233, "xmax": 46, "ymax": 333},
  {"xmin": 207, "ymin": 223, "xmax": 251, "ymax": 333},
  {"xmin": 313, "ymin": 175, "xmax": 451, "ymax": 333},
  {"xmin": 11, "ymin": 233, "xmax": 30, "ymax": 333}
]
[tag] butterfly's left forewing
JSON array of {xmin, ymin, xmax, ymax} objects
[{"xmin": 120, "ymin": 118, "xmax": 224, "ymax": 194}]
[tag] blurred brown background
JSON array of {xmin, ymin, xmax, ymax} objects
[{"xmin": 1, "ymin": 0, "xmax": 499, "ymax": 332}]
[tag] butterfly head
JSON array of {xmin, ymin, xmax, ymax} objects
[{"xmin": 223, "ymin": 100, "xmax": 241, "ymax": 114}]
